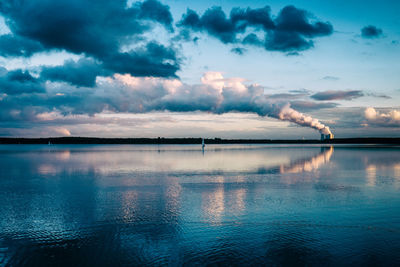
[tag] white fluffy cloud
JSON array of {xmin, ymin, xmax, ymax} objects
[{"xmin": 364, "ymin": 107, "xmax": 400, "ymax": 127}]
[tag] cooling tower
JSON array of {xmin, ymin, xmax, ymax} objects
[{"xmin": 321, "ymin": 133, "xmax": 334, "ymax": 140}]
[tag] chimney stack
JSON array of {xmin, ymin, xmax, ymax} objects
[{"xmin": 321, "ymin": 133, "xmax": 334, "ymax": 141}]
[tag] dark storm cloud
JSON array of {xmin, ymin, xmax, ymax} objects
[
  {"xmin": 266, "ymin": 5, "xmax": 333, "ymax": 51},
  {"xmin": 242, "ymin": 33, "xmax": 263, "ymax": 46},
  {"xmin": 0, "ymin": 34, "xmax": 44, "ymax": 57},
  {"xmin": 361, "ymin": 25, "xmax": 383, "ymax": 39},
  {"xmin": 41, "ymin": 58, "xmax": 104, "ymax": 87},
  {"xmin": 0, "ymin": 83, "xmax": 104, "ymax": 122},
  {"xmin": 311, "ymin": 90, "xmax": 364, "ymax": 101},
  {"xmin": 39, "ymin": 42, "xmax": 179, "ymax": 87},
  {"xmin": 0, "ymin": 0, "xmax": 179, "ymax": 81},
  {"xmin": 138, "ymin": 0, "xmax": 173, "ymax": 30},
  {"xmin": 180, "ymin": 7, "xmax": 237, "ymax": 43},
  {"xmin": 103, "ymin": 42, "xmax": 179, "ymax": 78},
  {"xmin": 265, "ymin": 30, "xmax": 312, "ymax": 51},
  {"xmin": 230, "ymin": 6, "xmax": 274, "ymax": 30},
  {"xmin": 0, "ymin": 68, "xmax": 45, "ymax": 95},
  {"xmin": 179, "ymin": 5, "xmax": 333, "ymax": 52},
  {"xmin": 0, "ymin": 0, "xmax": 173, "ymax": 56},
  {"xmin": 274, "ymin": 6, "xmax": 333, "ymax": 37}
]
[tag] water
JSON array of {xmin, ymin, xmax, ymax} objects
[{"xmin": 0, "ymin": 144, "xmax": 400, "ymax": 266}]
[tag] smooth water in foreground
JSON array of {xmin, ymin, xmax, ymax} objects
[{"xmin": 0, "ymin": 144, "xmax": 400, "ymax": 266}]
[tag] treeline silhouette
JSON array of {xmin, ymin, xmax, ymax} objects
[{"xmin": 0, "ymin": 137, "xmax": 399, "ymax": 144}]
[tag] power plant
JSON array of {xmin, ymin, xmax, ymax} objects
[{"xmin": 321, "ymin": 133, "xmax": 334, "ymax": 140}]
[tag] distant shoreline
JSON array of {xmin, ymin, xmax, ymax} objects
[{"xmin": 0, "ymin": 137, "xmax": 400, "ymax": 145}]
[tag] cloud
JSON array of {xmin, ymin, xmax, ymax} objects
[
  {"xmin": 361, "ymin": 25, "xmax": 383, "ymax": 39},
  {"xmin": 102, "ymin": 42, "xmax": 179, "ymax": 78},
  {"xmin": 311, "ymin": 90, "xmax": 363, "ymax": 101},
  {"xmin": 289, "ymin": 101, "xmax": 338, "ymax": 112},
  {"xmin": 264, "ymin": 90, "xmax": 340, "ymax": 112},
  {"xmin": 179, "ymin": 7, "xmax": 237, "ymax": 43},
  {"xmin": 231, "ymin": 47, "xmax": 247, "ymax": 55},
  {"xmin": 53, "ymin": 127, "xmax": 71, "ymax": 136},
  {"xmin": 0, "ymin": 72, "xmax": 332, "ymax": 135},
  {"xmin": 266, "ymin": 6, "xmax": 333, "ymax": 51},
  {"xmin": 0, "ymin": 1, "xmax": 335, "ymax": 86},
  {"xmin": 138, "ymin": 0, "xmax": 174, "ymax": 30},
  {"xmin": 322, "ymin": 76, "xmax": 339, "ymax": 81},
  {"xmin": 366, "ymin": 93, "xmax": 391, "ymax": 99},
  {"xmin": 286, "ymin": 52, "xmax": 300, "ymax": 56},
  {"xmin": 0, "ymin": 0, "xmax": 173, "ymax": 56},
  {"xmin": 289, "ymin": 88, "xmax": 312, "ymax": 94},
  {"xmin": 0, "ymin": 0, "xmax": 179, "ymax": 80},
  {"xmin": 0, "ymin": 34, "xmax": 44, "ymax": 57},
  {"xmin": 178, "ymin": 5, "xmax": 333, "ymax": 52},
  {"xmin": 266, "ymin": 93, "xmax": 308, "ymax": 99},
  {"xmin": 0, "ymin": 68, "xmax": 45, "ymax": 95},
  {"xmin": 40, "ymin": 42, "xmax": 180, "ymax": 87},
  {"xmin": 364, "ymin": 107, "xmax": 400, "ymax": 127},
  {"xmin": 40, "ymin": 58, "xmax": 104, "ymax": 87}
]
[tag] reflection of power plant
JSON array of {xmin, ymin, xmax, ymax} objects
[
  {"xmin": 321, "ymin": 133, "xmax": 334, "ymax": 140},
  {"xmin": 280, "ymin": 146, "xmax": 334, "ymax": 174}
]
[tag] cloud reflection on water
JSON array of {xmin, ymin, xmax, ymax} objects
[
  {"xmin": 1, "ymin": 145, "xmax": 400, "ymax": 266},
  {"xmin": 32, "ymin": 145, "xmax": 335, "ymax": 177},
  {"xmin": 279, "ymin": 146, "xmax": 333, "ymax": 174}
]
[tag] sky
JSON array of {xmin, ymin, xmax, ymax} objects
[{"xmin": 0, "ymin": 0, "xmax": 399, "ymax": 139}]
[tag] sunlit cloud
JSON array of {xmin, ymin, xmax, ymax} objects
[{"xmin": 364, "ymin": 107, "xmax": 400, "ymax": 127}]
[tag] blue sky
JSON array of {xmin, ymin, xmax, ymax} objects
[{"xmin": 0, "ymin": 0, "xmax": 399, "ymax": 138}]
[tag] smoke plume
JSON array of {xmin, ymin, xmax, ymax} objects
[{"xmin": 278, "ymin": 105, "xmax": 331, "ymax": 135}]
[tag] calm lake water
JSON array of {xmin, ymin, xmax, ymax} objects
[{"xmin": 0, "ymin": 144, "xmax": 400, "ymax": 266}]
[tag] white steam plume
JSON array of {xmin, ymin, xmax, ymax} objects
[{"xmin": 278, "ymin": 104, "xmax": 331, "ymax": 135}]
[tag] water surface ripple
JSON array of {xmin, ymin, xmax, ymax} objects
[{"xmin": 0, "ymin": 144, "xmax": 400, "ymax": 266}]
